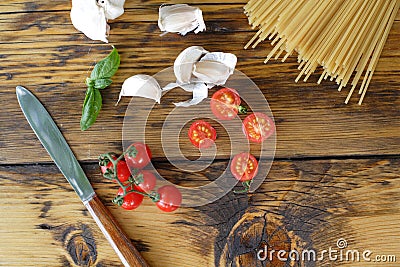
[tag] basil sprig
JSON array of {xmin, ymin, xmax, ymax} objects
[{"xmin": 80, "ymin": 47, "xmax": 120, "ymax": 131}]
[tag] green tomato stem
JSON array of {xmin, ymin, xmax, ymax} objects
[
  {"xmin": 233, "ymin": 180, "xmax": 252, "ymax": 194},
  {"xmin": 99, "ymin": 150, "xmax": 159, "ymax": 205},
  {"xmin": 238, "ymin": 105, "xmax": 247, "ymax": 114}
]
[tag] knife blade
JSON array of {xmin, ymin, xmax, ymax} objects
[{"xmin": 16, "ymin": 86, "xmax": 149, "ymax": 267}]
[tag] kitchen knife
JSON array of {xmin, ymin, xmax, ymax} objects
[{"xmin": 16, "ymin": 86, "xmax": 149, "ymax": 267}]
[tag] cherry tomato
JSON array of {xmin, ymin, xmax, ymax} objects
[
  {"xmin": 133, "ymin": 170, "xmax": 157, "ymax": 193},
  {"xmin": 100, "ymin": 156, "xmax": 131, "ymax": 183},
  {"xmin": 117, "ymin": 186, "xmax": 144, "ymax": 210},
  {"xmin": 156, "ymin": 185, "xmax": 182, "ymax": 212},
  {"xmin": 210, "ymin": 87, "xmax": 241, "ymax": 120},
  {"xmin": 230, "ymin": 152, "xmax": 259, "ymax": 181},
  {"xmin": 125, "ymin": 143, "xmax": 152, "ymax": 170},
  {"xmin": 242, "ymin": 112, "xmax": 275, "ymax": 143},
  {"xmin": 188, "ymin": 120, "xmax": 217, "ymax": 149}
]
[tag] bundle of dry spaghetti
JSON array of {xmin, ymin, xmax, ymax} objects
[{"xmin": 244, "ymin": 0, "xmax": 400, "ymax": 104}]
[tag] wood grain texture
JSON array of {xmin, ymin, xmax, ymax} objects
[
  {"xmin": 1, "ymin": 1, "xmax": 400, "ymax": 267},
  {"xmin": 84, "ymin": 195, "xmax": 149, "ymax": 267},
  {"xmin": 1, "ymin": 159, "xmax": 399, "ymax": 266},
  {"xmin": 0, "ymin": 5, "xmax": 399, "ymax": 164}
]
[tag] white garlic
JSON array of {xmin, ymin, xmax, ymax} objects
[
  {"xmin": 117, "ymin": 74, "xmax": 162, "ymax": 105},
  {"xmin": 97, "ymin": 0, "xmax": 125, "ymax": 19},
  {"xmin": 201, "ymin": 52, "xmax": 237, "ymax": 73},
  {"xmin": 70, "ymin": 0, "xmax": 125, "ymax": 43},
  {"xmin": 163, "ymin": 48, "xmax": 238, "ymax": 107},
  {"xmin": 173, "ymin": 46, "xmax": 208, "ymax": 84},
  {"xmin": 193, "ymin": 52, "xmax": 237, "ymax": 86},
  {"xmin": 173, "ymin": 83, "xmax": 209, "ymax": 107},
  {"xmin": 158, "ymin": 4, "xmax": 206, "ymax": 36},
  {"xmin": 163, "ymin": 81, "xmax": 209, "ymax": 107}
]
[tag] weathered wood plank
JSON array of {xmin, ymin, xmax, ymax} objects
[
  {"xmin": 1, "ymin": 158, "xmax": 399, "ymax": 266},
  {"xmin": 0, "ymin": 0, "xmax": 399, "ymax": 21},
  {"xmin": 0, "ymin": 0, "xmax": 248, "ymax": 14},
  {"xmin": 0, "ymin": 7, "xmax": 400, "ymax": 164}
]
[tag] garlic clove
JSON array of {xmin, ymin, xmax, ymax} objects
[
  {"xmin": 173, "ymin": 46, "xmax": 208, "ymax": 84},
  {"xmin": 201, "ymin": 52, "xmax": 237, "ymax": 73},
  {"xmin": 71, "ymin": 0, "xmax": 108, "ymax": 42},
  {"xmin": 117, "ymin": 74, "xmax": 162, "ymax": 105},
  {"xmin": 70, "ymin": 0, "xmax": 125, "ymax": 43},
  {"xmin": 97, "ymin": 0, "xmax": 125, "ymax": 20},
  {"xmin": 192, "ymin": 52, "xmax": 237, "ymax": 86},
  {"xmin": 193, "ymin": 61, "xmax": 231, "ymax": 86},
  {"xmin": 174, "ymin": 83, "xmax": 208, "ymax": 107},
  {"xmin": 158, "ymin": 4, "xmax": 206, "ymax": 36}
]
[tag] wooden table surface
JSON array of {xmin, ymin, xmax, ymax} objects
[{"xmin": 1, "ymin": 1, "xmax": 400, "ymax": 266}]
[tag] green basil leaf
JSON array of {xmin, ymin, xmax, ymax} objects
[
  {"xmin": 94, "ymin": 78, "xmax": 113, "ymax": 89},
  {"xmin": 85, "ymin": 77, "xmax": 95, "ymax": 88},
  {"xmin": 90, "ymin": 47, "xmax": 120, "ymax": 80},
  {"xmin": 80, "ymin": 87, "xmax": 103, "ymax": 131}
]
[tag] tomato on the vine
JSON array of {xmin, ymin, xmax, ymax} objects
[
  {"xmin": 125, "ymin": 142, "xmax": 152, "ymax": 169},
  {"xmin": 210, "ymin": 87, "xmax": 243, "ymax": 120},
  {"xmin": 100, "ymin": 156, "xmax": 131, "ymax": 183},
  {"xmin": 242, "ymin": 112, "xmax": 275, "ymax": 143},
  {"xmin": 133, "ymin": 170, "xmax": 157, "ymax": 193},
  {"xmin": 117, "ymin": 186, "xmax": 144, "ymax": 210},
  {"xmin": 188, "ymin": 120, "xmax": 217, "ymax": 149},
  {"xmin": 156, "ymin": 185, "xmax": 182, "ymax": 212},
  {"xmin": 230, "ymin": 152, "xmax": 259, "ymax": 181}
]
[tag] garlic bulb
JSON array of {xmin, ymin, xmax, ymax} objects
[
  {"xmin": 117, "ymin": 74, "xmax": 162, "ymax": 105},
  {"xmin": 174, "ymin": 46, "xmax": 208, "ymax": 84},
  {"xmin": 163, "ymin": 47, "xmax": 238, "ymax": 107},
  {"xmin": 70, "ymin": 0, "xmax": 125, "ymax": 43},
  {"xmin": 158, "ymin": 4, "xmax": 206, "ymax": 36}
]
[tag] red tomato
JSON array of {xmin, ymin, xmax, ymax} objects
[
  {"xmin": 100, "ymin": 156, "xmax": 131, "ymax": 183},
  {"xmin": 125, "ymin": 143, "xmax": 152, "ymax": 170},
  {"xmin": 210, "ymin": 87, "xmax": 241, "ymax": 120},
  {"xmin": 242, "ymin": 112, "xmax": 275, "ymax": 143},
  {"xmin": 188, "ymin": 120, "xmax": 217, "ymax": 149},
  {"xmin": 156, "ymin": 185, "xmax": 182, "ymax": 212},
  {"xmin": 117, "ymin": 186, "xmax": 144, "ymax": 210},
  {"xmin": 230, "ymin": 152, "xmax": 259, "ymax": 181},
  {"xmin": 133, "ymin": 170, "xmax": 157, "ymax": 193}
]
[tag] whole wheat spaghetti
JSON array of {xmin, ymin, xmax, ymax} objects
[{"xmin": 244, "ymin": 0, "xmax": 400, "ymax": 104}]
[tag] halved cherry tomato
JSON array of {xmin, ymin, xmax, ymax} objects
[
  {"xmin": 156, "ymin": 185, "xmax": 182, "ymax": 212},
  {"xmin": 133, "ymin": 170, "xmax": 157, "ymax": 193},
  {"xmin": 125, "ymin": 143, "xmax": 152, "ymax": 170},
  {"xmin": 117, "ymin": 186, "xmax": 144, "ymax": 210},
  {"xmin": 100, "ymin": 156, "xmax": 131, "ymax": 183},
  {"xmin": 230, "ymin": 152, "xmax": 259, "ymax": 181},
  {"xmin": 210, "ymin": 87, "xmax": 241, "ymax": 120},
  {"xmin": 188, "ymin": 120, "xmax": 217, "ymax": 149},
  {"xmin": 242, "ymin": 112, "xmax": 275, "ymax": 143}
]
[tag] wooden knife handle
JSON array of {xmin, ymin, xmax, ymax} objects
[{"xmin": 84, "ymin": 194, "xmax": 149, "ymax": 267}]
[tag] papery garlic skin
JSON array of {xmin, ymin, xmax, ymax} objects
[
  {"xmin": 117, "ymin": 74, "xmax": 162, "ymax": 105},
  {"xmin": 200, "ymin": 52, "xmax": 237, "ymax": 73},
  {"xmin": 173, "ymin": 83, "xmax": 208, "ymax": 107},
  {"xmin": 165, "ymin": 47, "xmax": 238, "ymax": 107},
  {"xmin": 174, "ymin": 46, "xmax": 208, "ymax": 84},
  {"xmin": 70, "ymin": 0, "xmax": 125, "ymax": 43},
  {"xmin": 97, "ymin": 0, "xmax": 125, "ymax": 19},
  {"xmin": 193, "ymin": 61, "xmax": 231, "ymax": 86},
  {"xmin": 158, "ymin": 4, "xmax": 206, "ymax": 36},
  {"xmin": 193, "ymin": 52, "xmax": 237, "ymax": 86}
]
